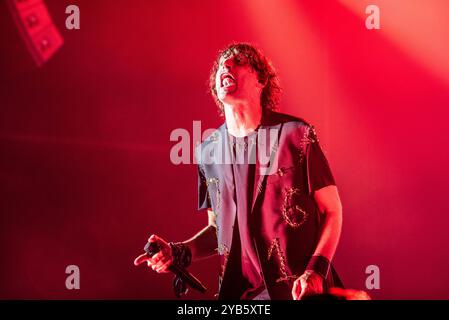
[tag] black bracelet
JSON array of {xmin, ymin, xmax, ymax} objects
[
  {"xmin": 169, "ymin": 242, "xmax": 192, "ymax": 269},
  {"xmin": 305, "ymin": 255, "xmax": 330, "ymax": 279}
]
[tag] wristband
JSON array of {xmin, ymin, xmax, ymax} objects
[
  {"xmin": 305, "ymin": 255, "xmax": 330, "ymax": 279},
  {"xmin": 169, "ymin": 242, "xmax": 192, "ymax": 269}
]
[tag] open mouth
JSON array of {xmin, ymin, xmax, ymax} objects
[{"xmin": 220, "ymin": 73, "xmax": 236, "ymax": 88}]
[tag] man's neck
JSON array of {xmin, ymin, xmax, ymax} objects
[{"xmin": 224, "ymin": 102, "xmax": 262, "ymax": 137}]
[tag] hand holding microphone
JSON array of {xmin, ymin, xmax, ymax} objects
[
  {"xmin": 134, "ymin": 234, "xmax": 207, "ymax": 298},
  {"xmin": 134, "ymin": 235, "xmax": 173, "ymax": 273}
]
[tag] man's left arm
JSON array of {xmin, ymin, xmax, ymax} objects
[{"xmin": 292, "ymin": 185, "xmax": 342, "ymax": 300}]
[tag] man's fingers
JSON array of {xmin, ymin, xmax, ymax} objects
[
  {"xmin": 155, "ymin": 260, "xmax": 172, "ymax": 273},
  {"xmin": 298, "ymin": 281, "xmax": 310, "ymax": 300},
  {"xmin": 298, "ymin": 287, "xmax": 307, "ymax": 300},
  {"xmin": 292, "ymin": 280, "xmax": 301, "ymax": 300},
  {"xmin": 295, "ymin": 278, "xmax": 308, "ymax": 300},
  {"xmin": 151, "ymin": 251, "xmax": 163, "ymax": 264},
  {"xmin": 152, "ymin": 261, "xmax": 163, "ymax": 270},
  {"xmin": 136, "ymin": 234, "xmax": 170, "ymax": 269},
  {"xmin": 134, "ymin": 253, "xmax": 150, "ymax": 266},
  {"xmin": 153, "ymin": 256, "xmax": 172, "ymax": 270}
]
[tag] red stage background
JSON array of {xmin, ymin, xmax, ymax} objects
[{"xmin": 1, "ymin": 0, "xmax": 449, "ymax": 299}]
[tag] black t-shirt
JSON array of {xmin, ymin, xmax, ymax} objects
[
  {"xmin": 228, "ymin": 130, "xmax": 265, "ymax": 300},
  {"xmin": 307, "ymin": 139, "xmax": 335, "ymax": 193}
]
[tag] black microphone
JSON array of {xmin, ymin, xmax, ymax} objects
[{"xmin": 144, "ymin": 241, "xmax": 207, "ymax": 297}]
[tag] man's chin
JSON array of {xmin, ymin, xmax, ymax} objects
[{"xmin": 219, "ymin": 84, "xmax": 237, "ymax": 96}]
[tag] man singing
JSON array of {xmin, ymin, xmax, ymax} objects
[{"xmin": 135, "ymin": 43, "xmax": 343, "ymax": 300}]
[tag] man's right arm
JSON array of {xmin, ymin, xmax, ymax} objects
[
  {"xmin": 181, "ymin": 209, "xmax": 218, "ymax": 261},
  {"xmin": 133, "ymin": 209, "xmax": 218, "ymax": 273}
]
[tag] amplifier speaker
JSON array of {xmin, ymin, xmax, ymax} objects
[{"xmin": 7, "ymin": 0, "xmax": 64, "ymax": 67}]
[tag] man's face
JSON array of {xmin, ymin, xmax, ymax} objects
[{"xmin": 215, "ymin": 51, "xmax": 263, "ymax": 106}]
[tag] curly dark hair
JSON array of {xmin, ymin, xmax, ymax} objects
[{"xmin": 209, "ymin": 43, "xmax": 282, "ymax": 115}]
